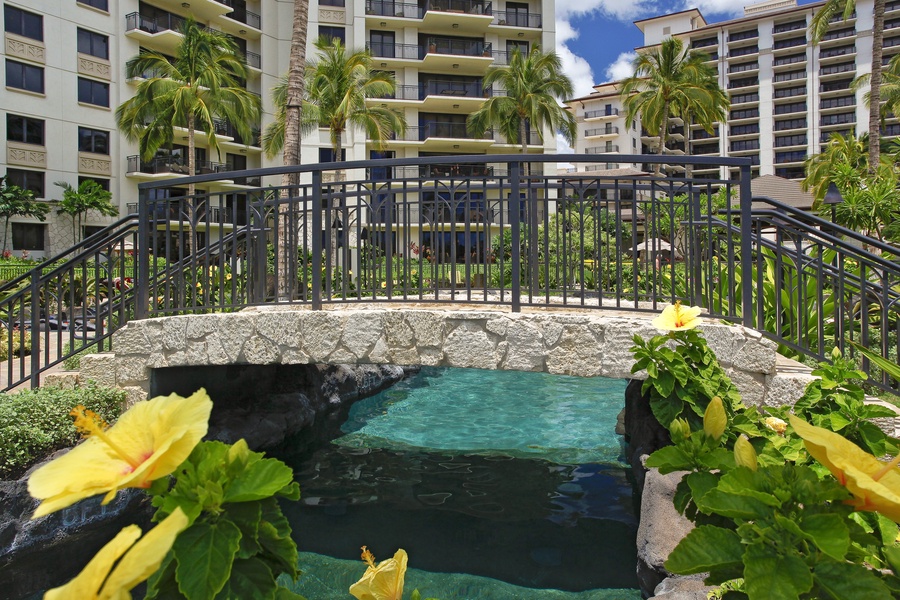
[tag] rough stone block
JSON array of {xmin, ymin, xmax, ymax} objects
[
  {"xmin": 255, "ymin": 311, "xmax": 302, "ymax": 348},
  {"xmin": 78, "ymin": 354, "xmax": 118, "ymax": 388},
  {"xmin": 185, "ymin": 314, "xmax": 219, "ymax": 338},
  {"xmin": 637, "ymin": 469, "xmax": 694, "ymax": 597},
  {"xmin": 161, "ymin": 318, "xmax": 188, "ymax": 351},
  {"xmin": 443, "ymin": 321, "xmax": 498, "ymax": 369},
  {"xmin": 546, "ymin": 325, "xmax": 602, "ymax": 377},
  {"xmin": 726, "ymin": 368, "xmax": 766, "ymax": 407},
  {"xmin": 216, "ymin": 314, "xmax": 255, "ymax": 362},
  {"xmin": 383, "ymin": 312, "xmax": 415, "ymax": 348},
  {"xmin": 342, "ymin": 312, "xmax": 384, "ymax": 358},
  {"xmin": 300, "ymin": 312, "xmax": 343, "ymax": 360},
  {"xmin": 407, "ymin": 311, "xmax": 445, "ymax": 347},
  {"xmin": 115, "ymin": 356, "xmax": 151, "ymax": 385},
  {"xmin": 122, "ymin": 385, "xmax": 148, "ymax": 407},
  {"xmin": 111, "ymin": 325, "xmax": 152, "ymax": 356},
  {"xmin": 764, "ymin": 372, "xmax": 817, "ymax": 407},
  {"xmin": 731, "ymin": 336, "xmax": 778, "ymax": 374},
  {"xmin": 699, "ymin": 324, "xmax": 741, "ymax": 367},
  {"xmin": 241, "ymin": 334, "xmax": 281, "ymax": 364},
  {"xmin": 43, "ymin": 372, "xmax": 78, "ymax": 390},
  {"xmin": 502, "ymin": 321, "xmax": 545, "ymax": 372}
]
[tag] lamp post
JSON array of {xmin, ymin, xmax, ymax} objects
[{"xmin": 823, "ymin": 182, "xmax": 844, "ymax": 230}]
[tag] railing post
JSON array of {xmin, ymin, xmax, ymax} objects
[
  {"xmin": 509, "ymin": 161, "xmax": 522, "ymax": 312},
  {"xmin": 136, "ymin": 186, "xmax": 150, "ymax": 320},
  {"xmin": 311, "ymin": 170, "xmax": 323, "ymax": 310},
  {"xmin": 739, "ymin": 163, "xmax": 753, "ymax": 328},
  {"xmin": 29, "ymin": 271, "xmax": 40, "ymax": 389}
]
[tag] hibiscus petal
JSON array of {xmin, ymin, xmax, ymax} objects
[{"xmin": 44, "ymin": 525, "xmax": 141, "ymax": 599}]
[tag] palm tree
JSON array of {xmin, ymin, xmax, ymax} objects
[
  {"xmin": 467, "ymin": 45, "xmax": 576, "ymax": 160},
  {"xmin": 620, "ymin": 37, "xmax": 722, "ymax": 176},
  {"xmin": 802, "ymin": 132, "xmax": 870, "ymax": 203},
  {"xmin": 264, "ymin": 38, "xmax": 405, "ymax": 166},
  {"xmin": 116, "ymin": 18, "xmax": 261, "ymax": 252},
  {"xmin": 53, "ymin": 180, "xmax": 118, "ymax": 244},
  {"xmin": 681, "ymin": 75, "xmax": 729, "ymax": 178},
  {"xmin": 810, "ymin": 0, "xmax": 885, "ymax": 171},
  {"xmin": 0, "ymin": 177, "xmax": 49, "ymax": 252},
  {"xmin": 855, "ymin": 52, "xmax": 900, "ymax": 127}
]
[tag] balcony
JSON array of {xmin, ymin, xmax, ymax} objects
[
  {"xmin": 125, "ymin": 12, "xmax": 185, "ymax": 54},
  {"xmin": 820, "ymin": 112, "xmax": 855, "ymax": 127},
  {"xmin": 383, "ymin": 122, "xmax": 494, "ymax": 151},
  {"xmin": 584, "ymin": 107, "xmax": 619, "ymax": 120},
  {"xmin": 820, "ymin": 44, "xmax": 855, "ymax": 60},
  {"xmin": 125, "ymin": 201, "xmax": 248, "ymax": 225},
  {"xmin": 820, "ymin": 61, "xmax": 856, "ymax": 77},
  {"xmin": 493, "ymin": 130, "xmax": 542, "ymax": 146},
  {"xmin": 820, "ymin": 78, "xmax": 852, "ymax": 94},
  {"xmin": 422, "ymin": 0, "xmax": 494, "ymax": 34},
  {"xmin": 425, "ymin": 38, "xmax": 493, "ymax": 73},
  {"xmin": 773, "ymin": 20, "xmax": 805, "ymax": 35},
  {"xmin": 585, "ymin": 145, "xmax": 619, "ymax": 153},
  {"xmin": 730, "ymin": 92, "xmax": 760, "ymax": 105},
  {"xmin": 773, "ymin": 52, "xmax": 807, "ymax": 69},
  {"xmin": 773, "ymin": 101, "xmax": 806, "ymax": 115},
  {"xmin": 774, "ymin": 150, "xmax": 806, "ymax": 163},
  {"xmin": 691, "ymin": 127, "xmax": 719, "ymax": 140},
  {"xmin": 585, "ymin": 126, "xmax": 619, "ymax": 137},
  {"xmin": 820, "ymin": 129, "xmax": 853, "ymax": 142},
  {"xmin": 728, "ymin": 61, "xmax": 758, "ymax": 74},
  {"xmin": 728, "ymin": 45, "xmax": 758, "ymax": 58},
  {"xmin": 730, "ymin": 123, "xmax": 760, "ymax": 136},
  {"xmin": 729, "ymin": 108, "xmax": 760, "ymax": 121},
  {"xmin": 218, "ymin": 0, "xmax": 261, "ymax": 31},
  {"xmin": 773, "ymin": 69, "xmax": 806, "ymax": 84},
  {"xmin": 126, "ymin": 155, "xmax": 226, "ymax": 176},
  {"xmin": 492, "ymin": 10, "xmax": 542, "ymax": 29},
  {"xmin": 245, "ymin": 51, "xmax": 260, "ymax": 70},
  {"xmin": 820, "ymin": 27, "xmax": 855, "ymax": 45},
  {"xmin": 773, "ymin": 36, "xmax": 806, "ymax": 51},
  {"xmin": 728, "ymin": 76, "xmax": 758, "ymax": 89},
  {"xmin": 728, "ymin": 29, "xmax": 758, "ymax": 43},
  {"xmin": 691, "ymin": 36, "xmax": 718, "ymax": 49}
]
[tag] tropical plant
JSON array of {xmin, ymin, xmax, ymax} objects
[
  {"xmin": 53, "ymin": 180, "xmax": 118, "ymax": 244},
  {"xmin": 620, "ymin": 37, "xmax": 723, "ymax": 176},
  {"xmin": 467, "ymin": 45, "xmax": 576, "ymax": 158},
  {"xmin": 801, "ymin": 132, "xmax": 871, "ymax": 204},
  {"xmin": 810, "ymin": 0, "xmax": 885, "ymax": 170},
  {"xmin": 116, "ymin": 18, "xmax": 261, "ymax": 253},
  {"xmin": 829, "ymin": 162, "xmax": 900, "ymax": 242},
  {"xmin": 0, "ymin": 176, "xmax": 50, "ymax": 252}
]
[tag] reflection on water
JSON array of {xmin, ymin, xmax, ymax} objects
[{"xmin": 274, "ymin": 367, "xmax": 639, "ymax": 596}]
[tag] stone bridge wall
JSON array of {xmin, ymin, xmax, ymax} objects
[{"xmin": 79, "ymin": 306, "xmax": 812, "ymax": 406}]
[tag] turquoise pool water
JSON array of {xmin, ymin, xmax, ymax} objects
[{"xmin": 276, "ymin": 367, "xmax": 640, "ymax": 599}]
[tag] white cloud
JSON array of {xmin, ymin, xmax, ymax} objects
[
  {"xmin": 557, "ymin": 132, "xmax": 575, "ymax": 154},
  {"xmin": 678, "ymin": 0, "xmax": 748, "ymax": 17},
  {"xmin": 605, "ymin": 52, "xmax": 637, "ymax": 82}
]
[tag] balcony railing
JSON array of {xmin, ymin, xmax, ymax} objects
[
  {"xmin": 426, "ymin": 38, "xmax": 491, "ymax": 57},
  {"xmin": 774, "ymin": 53, "xmax": 806, "ymax": 66},
  {"xmin": 774, "ymin": 36, "xmax": 806, "ymax": 50},
  {"xmin": 728, "ymin": 62, "xmax": 758, "ymax": 74},
  {"xmin": 388, "ymin": 123, "xmax": 493, "ymax": 141},
  {"xmin": 773, "ymin": 20, "xmax": 805, "ymax": 34},
  {"xmin": 492, "ymin": 10, "xmax": 541, "ymax": 27},
  {"xmin": 425, "ymin": 0, "xmax": 492, "ymax": 15},
  {"xmin": 820, "ymin": 61, "xmax": 855, "ymax": 75},
  {"xmin": 585, "ymin": 145, "xmax": 619, "ymax": 153},
  {"xmin": 822, "ymin": 28, "xmax": 855, "ymax": 42},
  {"xmin": 820, "ymin": 44, "xmax": 855, "ymax": 59},
  {"xmin": 126, "ymin": 155, "xmax": 229, "ymax": 175},
  {"xmin": 220, "ymin": 0, "xmax": 261, "ymax": 29},
  {"xmin": 420, "ymin": 79, "xmax": 485, "ymax": 97},
  {"xmin": 246, "ymin": 51, "xmax": 260, "ymax": 70},
  {"xmin": 125, "ymin": 11, "xmax": 185, "ymax": 35},
  {"xmin": 367, "ymin": 42, "xmax": 423, "ymax": 60},
  {"xmin": 729, "ymin": 46, "xmax": 759, "ymax": 57},
  {"xmin": 366, "ymin": 0, "xmax": 423, "ymax": 18},
  {"xmin": 584, "ymin": 108, "xmax": 619, "ymax": 119},
  {"xmin": 585, "ymin": 126, "xmax": 619, "ymax": 136},
  {"xmin": 728, "ymin": 29, "xmax": 758, "ymax": 42}
]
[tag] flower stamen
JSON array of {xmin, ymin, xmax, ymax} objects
[
  {"xmin": 70, "ymin": 406, "xmax": 142, "ymax": 469},
  {"xmin": 871, "ymin": 453, "xmax": 900, "ymax": 482},
  {"xmin": 361, "ymin": 546, "xmax": 376, "ymax": 568}
]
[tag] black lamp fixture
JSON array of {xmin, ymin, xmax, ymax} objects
[{"xmin": 822, "ymin": 181, "xmax": 844, "ymax": 224}]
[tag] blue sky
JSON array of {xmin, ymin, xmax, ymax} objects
[{"xmin": 556, "ymin": 0, "xmax": 822, "ymax": 97}]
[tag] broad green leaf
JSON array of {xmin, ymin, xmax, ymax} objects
[
  {"xmin": 861, "ymin": 405, "xmax": 900, "ymax": 419},
  {"xmin": 799, "ymin": 514, "xmax": 849, "ymax": 561},
  {"xmin": 696, "ymin": 488, "xmax": 773, "ymax": 520},
  {"xmin": 651, "ymin": 396, "xmax": 682, "ymax": 430},
  {"xmin": 827, "ymin": 412, "xmax": 852, "ymax": 432},
  {"xmin": 225, "ymin": 454, "xmax": 296, "ymax": 503},
  {"xmin": 258, "ymin": 521, "xmax": 300, "ymax": 578},
  {"xmin": 653, "ymin": 370, "xmax": 676, "ymax": 399},
  {"xmin": 858, "ymin": 420, "xmax": 890, "ymax": 456},
  {"xmin": 226, "ymin": 501, "xmax": 263, "ymax": 559},
  {"xmin": 278, "ymin": 481, "xmax": 301, "ymax": 501},
  {"xmin": 848, "ymin": 340, "xmax": 900, "ymax": 380},
  {"xmin": 174, "ymin": 519, "xmax": 242, "ymax": 600},
  {"xmin": 883, "ymin": 544, "xmax": 900, "ymax": 574},
  {"xmin": 645, "ymin": 445, "xmax": 693, "ymax": 473},
  {"xmin": 814, "ymin": 558, "xmax": 893, "ymax": 600},
  {"xmin": 665, "ymin": 525, "xmax": 743, "ymax": 575},
  {"xmin": 646, "ymin": 361, "xmax": 658, "ymax": 379},
  {"xmin": 686, "ymin": 471, "xmax": 719, "ymax": 504},
  {"xmin": 743, "ymin": 547, "xmax": 812, "ymax": 600},
  {"xmin": 275, "ymin": 588, "xmax": 307, "ymax": 600},
  {"xmin": 411, "ymin": 590, "xmax": 421, "ymax": 600},
  {"xmin": 215, "ymin": 557, "xmax": 277, "ymax": 600}
]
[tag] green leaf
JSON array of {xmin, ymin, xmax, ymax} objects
[
  {"xmin": 258, "ymin": 498, "xmax": 300, "ymax": 579},
  {"xmin": 799, "ymin": 514, "xmax": 849, "ymax": 561},
  {"xmin": 665, "ymin": 525, "xmax": 744, "ymax": 575},
  {"xmin": 275, "ymin": 588, "xmax": 307, "ymax": 600},
  {"xmin": 814, "ymin": 558, "xmax": 894, "ymax": 600},
  {"xmin": 696, "ymin": 488, "xmax": 774, "ymax": 520},
  {"xmin": 225, "ymin": 501, "xmax": 263, "ymax": 559},
  {"xmin": 225, "ymin": 454, "xmax": 297, "ymax": 504},
  {"xmin": 858, "ymin": 421, "xmax": 890, "ymax": 456},
  {"xmin": 411, "ymin": 590, "xmax": 421, "ymax": 600},
  {"xmin": 645, "ymin": 445, "xmax": 693, "ymax": 473},
  {"xmin": 715, "ymin": 468, "xmax": 781, "ymax": 507},
  {"xmin": 214, "ymin": 557, "xmax": 277, "ymax": 600},
  {"xmin": 653, "ymin": 370, "xmax": 677, "ymax": 398},
  {"xmin": 651, "ymin": 396, "xmax": 682, "ymax": 430},
  {"xmin": 883, "ymin": 545, "xmax": 900, "ymax": 575},
  {"xmin": 827, "ymin": 412, "xmax": 852, "ymax": 432},
  {"xmin": 174, "ymin": 519, "xmax": 242, "ymax": 600},
  {"xmin": 145, "ymin": 552, "xmax": 180, "ymax": 600},
  {"xmin": 848, "ymin": 341, "xmax": 900, "ymax": 380},
  {"xmin": 861, "ymin": 405, "xmax": 900, "ymax": 419},
  {"xmin": 742, "ymin": 546, "xmax": 812, "ymax": 600},
  {"xmin": 686, "ymin": 471, "xmax": 719, "ymax": 504}
]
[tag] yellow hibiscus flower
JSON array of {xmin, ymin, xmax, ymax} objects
[
  {"xmin": 790, "ymin": 415, "xmax": 900, "ymax": 522},
  {"xmin": 44, "ymin": 507, "xmax": 188, "ymax": 600},
  {"xmin": 349, "ymin": 546, "xmax": 408, "ymax": 600},
  {"xmin": 28, "ymin": 389, "xmax": 212, "ymax": 519},
  {"xmin": 651, "ymin": 302, "xmax": 702, "ymax": 331}
]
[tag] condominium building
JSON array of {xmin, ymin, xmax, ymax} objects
[
  {"xmin": 567, "ymin": 0, "xmax": 895, "ymax": 181},
  {"xmin": 1, "ymin": 0, "xmax": 553, "ymax": 257}
]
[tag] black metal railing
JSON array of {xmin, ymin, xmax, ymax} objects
[
  {"xmin": 492, "ymin": 10, "xmax": 541, "ymax": 27},
  {"xmin": 584, "ymin": 108, "xmax": 619, "ymax": 119},
  {"xmin": 4, "ymin": 154, "xmax": 898, "ymax": 395},
  {"xmin": 125, "ymin": 12, "xmax": 186, "ymax": 35},
  {"xmin": 220, "ymin": 0, "xmax": 261, "ymax": 29},
  {"xmin": 426, "ymin": 38, "xmax": 491, "ymax": 57},
  {"xmin": 425, "ymin": 0, "xmax": 492, "ymax": 15},
  {"xmin": 366, "ymin": 0, "xmax": 422, "ymax": 18}
]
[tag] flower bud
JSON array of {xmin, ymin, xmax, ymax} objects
[
  {"xmin": 703, "ymin": 397, "xmax": 727, "ymax": 441},
  {"xmin": 669, "ymin": 418, "xmax": 691, "ymax": 444},
  {"xmin": 734, "ymin": 434, "xmax": 758, "ymax": 471}
]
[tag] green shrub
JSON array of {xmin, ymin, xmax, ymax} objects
[
  {"xmin": 0, "ymin": 382, "xmax": 126, "ymax": 479},
  {"xmin": 0, "ymin": 326, "xmax": 31, "ymax": 360}
]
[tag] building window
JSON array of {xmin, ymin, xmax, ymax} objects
[
  {"xmin": 319, "ymin": 0, "xmax": 345, "ymax": 6},
  {"xmin": 318, "ymin": 26, "xmax": 345, "ymax": 44},
  {"xmin": 76, "ymin": 28, "xmax": 109, "ymax": 59},
  {"xmin": 6, "ymin": 114, "xmax": 44, "ymax": 145},
  {"xmin": 4, "ymin": 5, "xmax": 42, "ymax": 41},
  {"xmin": 506, "ymin": 2, "xmax": 529, "ymax": 27},
  {"xmin": 77, "ymin": 77, "xmax": 110, "ymax": 106},
  {"xmin": 78, "ymin": 0, "xmax": 109, "ymax": 10},
  {"xmin": 12, "ymin": 223, "xmax": 45, "ymax": 251},
  {"xmin": 319, "ymin": 148, "xmax": 346, "ymax": 162},
  {"xmin": 78, "ymin": 127, "xmax": 110, "ymax": 154},
  {"xmin": 6, "ymin": 168, "xmax": 45, "ymax": 197},
  {"xmin": 6, "ymin": 60, "xmax": 44, "ymax": 94},
  {"xmin": 78, "ymin": 176, "xmax": 109, "ymax": 191}
]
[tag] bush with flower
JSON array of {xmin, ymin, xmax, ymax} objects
[{"xmin": 634, "ymin": 303, "xmax": 900, "ymax": 600}]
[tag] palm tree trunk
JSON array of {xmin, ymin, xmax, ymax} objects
[
  {"xmin": 2, "ymin": 217, "xmax": 9, "ymax": 251},
  {"xmin": 330, "ymin": 136, "xmax": 343, "ymax": 270},
  {"xmin": 655, "ymin": 102, "xmax": 670, "ymax": 177},
  {"xmin": 684, "ymin": 111, "xmax": 693, "ymax": 179},
  {"xmin": 870, "ymin": 0, "xmax": 885, "ymax": 172},
  {"xmin": 278, "ymin": 0, "xmax": 309, "ymax": 301},
  {"xmin": 185, "ymin": 113, "xmax": 197, "ymax": 257}
]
